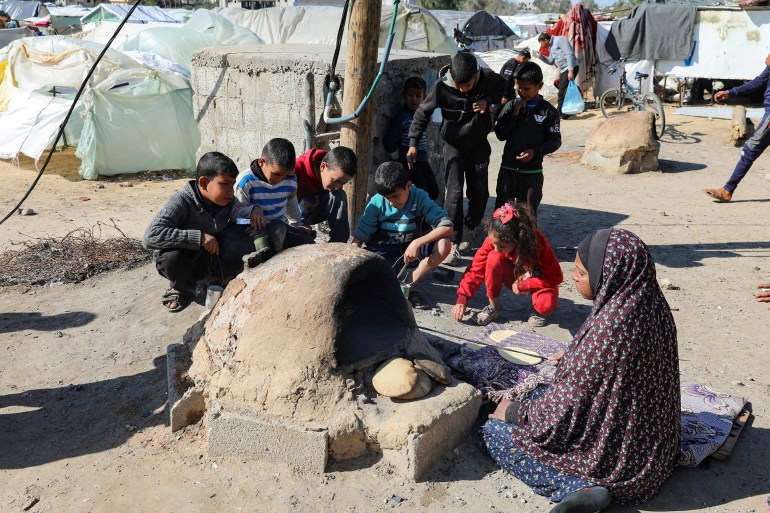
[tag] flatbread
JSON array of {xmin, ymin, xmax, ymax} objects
[
  {"xmin": 489, "ymin": 330, "xmax": 518, "ymax": 343},
  {"xmin": 396, "ymin": 369, "xmax": 434, "ymax": 400},
  {"xmin": 372, "ymin": 357, "xmax": 418, "ymax": 397},
  {"xmin": 464, "ymin": 341, "xmax": 543, "ymax": 366}
]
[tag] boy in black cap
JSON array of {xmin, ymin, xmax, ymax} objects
[{"xmin": 499, "ymin": 47, "xmax": 531, "ymax": 106}]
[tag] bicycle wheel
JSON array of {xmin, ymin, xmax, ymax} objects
[
  {"xmin": 599, "ymin": 88, "xmax": 625, "ymax": 117},
  {"xmin": 640, "ymin": 92, "xmax": 666, "ymax": 139}
]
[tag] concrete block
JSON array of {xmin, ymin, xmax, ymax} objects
[{"xmin": 208, "ymin": 408, "xmax": 329, "ymax": 473}]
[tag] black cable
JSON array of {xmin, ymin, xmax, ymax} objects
[
  {"xmin": 327, "ymin": 0, "xmax": 350, "ymax": 90},
  {"xmin": 0, "ymin": 0, "xmax": 145, "ymax": 227}
]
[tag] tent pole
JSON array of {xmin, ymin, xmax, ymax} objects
[{"xmin": 340, "ymin": 0, "xmax": 382, "ymax": 231}]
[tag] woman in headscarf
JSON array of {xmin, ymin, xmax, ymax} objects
[{"xmin": 482, "ymin": 228, "xmax": 680, "ymax": 513}]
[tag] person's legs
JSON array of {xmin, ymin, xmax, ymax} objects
[
  {"xmin": 411, "ymin": 239, "xmax": 451, "ymax": 284},
  {"xmin": 463, "ymin": 140, "xmax": 492, "ymax": 233},
  {"xmin": 557, "ymin": 68, "xmax": 570, "ymax": 114},
  {"xmin": 156, "ymin": 248, "xmax": 210, "ymax": 292},
  {"xmin": 306, "ymin": 189, "xmax": 350, "ymax": 243},
  {"xmin": 409, "ymin": 160, "xmax": 440, "ymax": 201},
  {"xmin": 531, "ymin": 286, "xmax": 559, "ymax": 315},
  {"xmin": 215, "ymin": 224, "xmax": 259, "ymax": 282},
  {"xmin": 495, "ymin": 167, "xmax": 517, "ymax": 209},
  {"xmin": 706, "ymin": 111, "xmax": 770, "ymax": 201},
  {"xmin": 443, "ymin": 144, "xmax": 466, "ymax": 244},
  {"xmin": 482, "ymin": 419, "xmax": 598, "ymax": 503},
  {"xmin": 155, "ymin": 248, "xmax": 211, "ymax": 311},
  {"xmin": 473, "ymin": 250, "xmax": 514, "ymax": 325},
  {"xmin": 725, "ymin": 113, "xmax": 770, "ymax": 193},
  {"xmin": 522, "ymin": 172, "xmax": 544, "ymax": 218}
]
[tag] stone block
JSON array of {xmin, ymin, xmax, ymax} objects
[
  {"xmin": 583, "ymin": 111, "xmax": 659, "ymax": 174},
  {"xmin": 208, "ymin": 408, "xmax": 329, "ymax": 473}
]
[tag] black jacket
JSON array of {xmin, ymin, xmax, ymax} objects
[
  {"xmin": 409, "ymin": 65, "xmax": 507, "ymax": 151},
  {"xmin": 494, "ymin": 96, "xmax": 562, "ymax": 171}
]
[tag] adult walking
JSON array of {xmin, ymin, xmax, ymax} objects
[
  {"xmin": 483, "ymin": 228, "xmax": 681, "ymax": 512},
  {"xmin": 537, "ymin": 33, "xmax": 579, "ymax": 119},
  {"xmin": 705, "ymin": 53, "xmax": 770, "ymax": 202}
]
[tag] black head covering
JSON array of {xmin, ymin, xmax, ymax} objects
[{"xmin": 577, "ymin": 228, "xmax": 612, "ymax": 295}]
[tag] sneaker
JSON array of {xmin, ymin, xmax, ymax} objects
[
  {"xmin": 458, "ymin": 226, "xmax": 477, "ymax": 251},
  {"xmin": 445, "ymin": 244, "xmax": 462, "ymax": 267},
  {"xmin": 528, "ymin": 311, "xmax": 547, "ymax": 327},
  {"xmin": 408, "ymin": 288, "xmax": 430, "ymax": 310},
  {"xmin": 472, "ymin": 305, "xmax": 499, "ymax": 326}
]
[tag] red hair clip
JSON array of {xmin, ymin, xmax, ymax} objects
[{"xmin": 493, "ymin": 203, "xmax": 517, "ymax": 224}]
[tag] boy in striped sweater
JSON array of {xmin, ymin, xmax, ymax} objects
[
  {"xmin": 235, "ymin": 138, "xmax": 315, "ymax": 252},
  {"xmin": 352, "ymin": 162, "xmax": 453, "ymax": 309}
]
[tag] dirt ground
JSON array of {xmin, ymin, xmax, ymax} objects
[{"xmin": 1, "ymin": 107, "xmax": 769, "ymax": 513}]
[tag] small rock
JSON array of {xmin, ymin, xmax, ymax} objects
[
  {"xmin": 659, "ymin": 211, "xmax": 668, "ymax": 216},
  {"xmin": 453, "ymin": 448, "xmax": 460, "ymax": 455},
  {"xmin": 124, "ymin": 424, "xmax": 136, "ymax": 431},
  {"xmin": 18, "ymin": 208, "xmax": 36, "ymax": 216},
  {"xmin": 95, "ymin": 184, "xmax": 105, "ymax": 189},
  {"xmin": 119, "ymin": 183, "xmax": 134, "ymax": 188},
  {"xmin": 211, "ymin": 462, "xmax": 219, "ymax": 469},
  {"xmin": 520, "ymin": 498, "xmax": 528, "ymax": 504},
  {"xmin": 731, "ymin": 381, "xmax": 745, "ymax": 387},
  {"xmin": 659, "ymin": 278, "xmax": 679, "ymax": 290},
  {"xmin": 79, "ymin": 196, "xmax": 90, "ymax": 201},
  {"xmin": 54, "ymin": 331, "xmax": 63, "ymax": 338},
  {"xmin": 431, "ymin": 307, "xmax": 441, "ymax": 316}
]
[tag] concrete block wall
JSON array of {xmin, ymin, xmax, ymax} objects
[{"xmin": 191, "ymin": 44, "xmax": 451, "ymax": 196}]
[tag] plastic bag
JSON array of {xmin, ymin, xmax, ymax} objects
[{"xmin": 562, "ymin": 80, "xmax": 584, "ymax": 116}]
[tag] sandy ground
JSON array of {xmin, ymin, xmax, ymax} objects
[{"xmin": 1, "ymin": 108, "xmax": 769, "ymax": 513}]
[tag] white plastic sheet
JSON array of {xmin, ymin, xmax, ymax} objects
[{"xmin": 118, "ymin": 28, "xmax": 218, "ymax": 71}]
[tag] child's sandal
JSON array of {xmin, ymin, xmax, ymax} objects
[{"xmin": 472, "ymin": 305, "xmax": 498, "ymax": 326}]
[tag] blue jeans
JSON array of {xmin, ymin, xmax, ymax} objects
[
  {"xmin": 482, "ymin": 419, "xmax": 594, "ymax": 502},
  {"xmin": 725, "ymin": 111, "xmax": 770, "ymax": 193}
]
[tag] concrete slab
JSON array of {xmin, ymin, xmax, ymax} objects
[{"xmin": 208, "ymin": 408, "xmax": 329, "ymax": 473}]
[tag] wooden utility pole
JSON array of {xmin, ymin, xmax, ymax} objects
[{"xmin": 341, "ymin": 0, "xmax": 382, "ymax": 229}]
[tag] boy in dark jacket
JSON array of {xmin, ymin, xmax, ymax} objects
[
  {"xmin": 494, "ymin": 61, "xmax": 561, "ymax": 217},
  {"xmin": 383, "ymin": 76, "xmax": 440, "ymax": 201},
  {"xmin": 143, "ymin": 152, "xmax": 256, "ymax": 312},
  {"xmin": 407, "ymin": 52, "xmax": 507, "ymax": 264}
]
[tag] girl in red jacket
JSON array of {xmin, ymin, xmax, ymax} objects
[{"xmin": 452, "ymin": 202, "xmax": 563, "ymax": 327}]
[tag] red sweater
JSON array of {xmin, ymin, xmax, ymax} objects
[
  {"xmin": 457, "ymin": 231, "xmax": 563, "ymax": 304},
  {"xmin": 294, "ymin": 149, "xmax": 326, "ymax": 200}
]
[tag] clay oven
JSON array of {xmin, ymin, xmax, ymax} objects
[{"xmin": 169, "ymin": 244, "xmax": 480, "ymax": 480}]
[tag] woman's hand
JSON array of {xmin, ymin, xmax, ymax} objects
[
  {"xmin": 488, "ymin": 399, "xmax": 514, "ymax": 421},
  {"xmin": 547, "ymin": 350, "xmax": 565, "ymax": 365}
]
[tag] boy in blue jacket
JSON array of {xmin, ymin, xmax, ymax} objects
[{"xmin": 352, "ymin": 162, "xmax": 453, "ymax": 309}]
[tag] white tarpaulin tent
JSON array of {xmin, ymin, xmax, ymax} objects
[
  {"xmin": 657, "ymin": 8, "xmax": 770, "ymax": 80},
  {"xmin": 215, "ymin": 4, "xmax": 456, "ymax": 53},
  {"xmin": 0, "ymin": 36, "xmax": 199, "ymax": 179}
]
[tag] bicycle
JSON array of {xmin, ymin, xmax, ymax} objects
[{"xmin": 599, "ymin": 59, "xmax": 666, "ymax": 139}]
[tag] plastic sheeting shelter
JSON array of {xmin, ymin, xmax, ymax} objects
[
  {"xmin": 657, "ymin": 8, "xmax": 770, "ymax": 80},
  {"xmin": 216, "ymin": 4, "xmax": 456, "ymax": 53},
  {"xmin": 461, "ymin": 11, "xmax": 519, "ymax": 52},
  {"xmin": 0, "ymin": 0, "xmax": 47, "ymax": 21},
  {"xmin": 0, "ymin": 37, "xmax": 199, "ymax": 179},
  {"xmin": 80, "ymin": 4, "xmax": 180, "ymax": 26}
]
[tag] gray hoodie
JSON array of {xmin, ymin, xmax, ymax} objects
[{"xmin": 143, "ymin": 179, "xmax": 252, "ymax": 251}]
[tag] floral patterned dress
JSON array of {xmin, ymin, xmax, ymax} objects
[{"xmin": 485, "ymin": 229, "xmax": 681, "ymax": 506}]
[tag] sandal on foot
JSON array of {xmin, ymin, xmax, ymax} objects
[
  {"xmin": 161, "ymin": 288, "xmax": 191, "ymax": 313},
  {"xmin": 408, "ymin": 288, "xmax": 430, "ymax": 310},
  {"xmin": 704, "ymin": 188, "xmax": 732, "ymax": 202},
  {"xmin": 472, "ymin": 305, "xmax": 498, "ymax": 326},
  {"xmin": 528, "ymin": 312, "xmax": 547, "ymax": 327}
]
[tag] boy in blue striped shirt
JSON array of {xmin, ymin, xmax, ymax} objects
[
  {"xmin": 235, "ymin": 138, "xmax": 315, "ymax": 251},
  {"xmin": 352, "ymin": 162, "xmax": 453, "ymax": 309}
]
